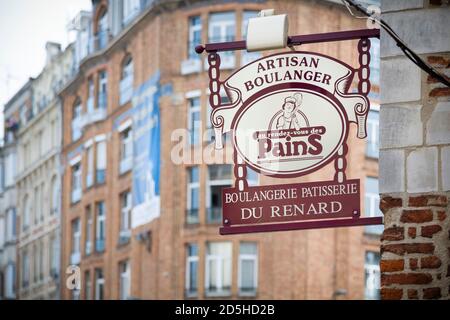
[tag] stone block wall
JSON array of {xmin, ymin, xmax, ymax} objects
[{"xmin": 379, "ymin": 0, "xmax": 450, "ymax": 299}]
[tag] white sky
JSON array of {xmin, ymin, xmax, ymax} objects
[{"xmin": 0, "ymin": 0, "xmax": 92, "ymax": 134}]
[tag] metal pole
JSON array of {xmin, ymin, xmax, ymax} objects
[{"xmin": 196, "ymin": 28, "xmax": 380, "ymax": 54}]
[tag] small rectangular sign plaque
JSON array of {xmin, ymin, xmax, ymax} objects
[{"xmin": 221, "ymin": 179, "xmax": 361, "ymax": 234}]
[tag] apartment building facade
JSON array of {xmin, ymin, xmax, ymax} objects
[
  {"xmin": 60, "ymin": 0, "xmax": 381, "ymax": 300},
  {"xmin": 0, "ymin": 80, "xmax": 34, "ymax": 300},
  {"xmin": 15, "ymin": 43, "xmax": 74, "ymax": 300}
]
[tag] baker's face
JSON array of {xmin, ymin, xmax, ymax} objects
[{"xmin": 285, "ymin": 102, "xmax": 295, "ymax": 112}]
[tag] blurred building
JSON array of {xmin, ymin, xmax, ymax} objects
[
  {"xmin": 59, "ymin": 0, "xmax": 381, "ymax": 300},
  {"xmin": 13, "ymin": 42, "xmax": 75, "ymax": 300},
  {"xmin": 0, "ymin": 79, "xmax": 33, "ymax": 300}
]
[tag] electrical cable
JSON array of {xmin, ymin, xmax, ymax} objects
[{"xmin": 342, "ymin": 0, "xmax": 450, "ymax": 87}]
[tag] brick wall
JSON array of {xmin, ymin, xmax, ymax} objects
[{"xmin": 379, "ymin": 0, "xmax": 450, "ymax": 299}]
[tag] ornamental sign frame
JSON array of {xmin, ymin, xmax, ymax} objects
[{"xmin": 196, "ymin": 28, "xmax": 383, "ymax": 235}]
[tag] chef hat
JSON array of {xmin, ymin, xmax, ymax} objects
[{"xmin": 284, "ymin": 96, "xmax": 296, "ymax": 105}]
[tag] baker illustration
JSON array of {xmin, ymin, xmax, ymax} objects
[{"xmin": 275, "ymin": 93, "xmax": 303, "ymax": 130}]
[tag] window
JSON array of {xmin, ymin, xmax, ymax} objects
[
  {"xmin": 86, "ymin": 145, "xmax": 94, "ymax": 188},
  {"xmin": 0, "ymin": 160, "xmax": 3, "ymax": 192},
  {"xmin": 120, "ymin": 55, "xmax": 134, "ymax": 105},
  {"xmin": 205, "ymin": 242, "xmax": 232, "ymax": 297},
  {"xmin": 72, "ymin": 99, "xmax": 82, "ymax": 141},
  {"xmin": 20, "ymin": 104, "xmax": 28, "ymax": 125},
  {"xmin": 72, "ymin": 289, "xmax": 81, "ymax": 300},
  {"xmin": 247, "ymin": 166, "xmax": 259, "ymax": 187},
  {"xmin": 364, "ymin": 177, "xmax": 383, "ymax": 235},
  {"xmin": 365, "ymin": 251, "xmax": 380, "ymax": 300},
  {"xmin": 87, "ymin": 78, "xmax": 95, "ymax": 113},
  {"xmin": 186, "ymin": 167, "xmax": 200, "ymax": 224},
  {"xmin": 98, "ymin": 71, "xmax": 107, "ymax": 109},
  {"xmin": 188, "ymin": 16, "xmax": 201, "ymax": 59},
  {"xmin": 120, "ymin": 127, "xmax": 133, "ymax": 174},
  {"xmin": 4, "ymin": 153, "xmax": 16, "ymax": 187},
  {"xmin": 40, "ymin": 183, "xmax": 45, "ymax": 222},
  {"xmin": 85, "ymin": 271, "xmax": 91, "ymax": 300},
  {"xmin": 51, "ymin": 177, "xmax": 59, "ymax": 215},
  {"xmin": 73, "ymin": 99, "xmax": 82, "ymax": 119},
  {"xmin": 209, "ymin": 12, "xmax": 235, "ymax": 64},
  {"xmin": 0, "ymin": 217, "xmax": 4, "ymax": 248},
  {"xmin": 206, "ymin": 93, "xmax": 230, "ymax": 143},
  {"xmin": 119, "ymin": 260, "xmax": 131, "ymax": 300},
  {"xmin": 187, "ymin": 97, "xmax": 201, "ymax": 145},
  {"xmin": 95, "ymin": 202, "xmax": 106, "ymax": 253},
  {"xmin": 38, "ymin": 130, "xmax": 45, "ymax": 157},
  {"xmin": 207, "ymin": 165, "xmax": 232, "ymax": 223},
  {"xmin": 38, "ymin": 241, "xmax": 44, "ymax": 281},
  {"xmin": 71, "ymin": 218, "xmax": 81, "ymax": 265},
  {"xmin": 22, "ymin": 196, "xmax": 30, "ymax": 231},
  {"xmin": 71, "ymin": 162, "xmax": 82, "ymax": 203},
  {"xmin": 369, "ymin": 38, "xmax": 380, "ymax": 86},
  {"xmin": 123, "ymin": 0, "xmax": 141, "ymax": 25},
  {"xmin": 6, "ymin": 208, "xmax": 16, "ymax": 242},
  {"xmin": 119, "ymin": 191, "xmax": 132, "ymax": 243},
  {"xmin": 34, "ymin": 186, "xmax": 40, "ymax": 225},
  {"xmin": 242, "ymin": 11, "xmax": 258, "ymax": 39},
  {"xmin": 4, "ymin": 152, "xmax": 16, "ymax": 187},
  {"xmin": 96, "ymin": 140, "xmax": 106, "ymax": 184},
  {"xmin": 22, "ymin": 250, "xmax": 29, "ymax": 288},
  {"xmin": 85, "ymin": 206, "xmax": 92, "ymax": 256},
  {"xmin": 33, "ymin": 244, "xmax": 38, "ymax": 283},
  {"xmin": 241, "ymin": 11, "xmax": 261, "ymax": 65},
  {"xmin": 209, "ymin": 12, "xmax": 235, "ymax": 43},
  {"xmin": 185, "ymin": 244, "xmax": 198, "ymax": 297},
  {"xmin": 239, "ymin": 242, "xmax": 258, "ymax": 296},
  {"xmin": 95, "ymin": 268, "xmax": 104, "ymax": 300},
  {"xmin": 96, "ymin": 7, "xmax": 108, "ymax": 50},
  {"xmin": 5, "ymin": 263, "xmax": 16, "ymax": 298},
  {"xmin": 366, "ymin": 109, "xmax": 379, "ymax": 158},
  {"xmin": 23, "ymin": 142, "xmax": 29, "ymax": 170},
  {"xmin": 50, "ymin": 235, "xmax": 59, "ymax": 278}
]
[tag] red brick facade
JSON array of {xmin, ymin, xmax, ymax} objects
[{"xmin": 60, "ymin": 0, "xmax": 380, "ymax": 300}]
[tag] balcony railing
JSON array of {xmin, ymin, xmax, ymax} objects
[
  {"xmin": 119, "ymin": 157, "xmax": 132, "ymax": 174},
  {"xmin": 206, "ymin": 207, "xmax": 222, "ymax": 224},
  {"xmin": 89, "ymin": 107, "xmax": 107, "ymax": 123},
  {"xmin": 80, "ymin": 108, "xmax": 107, "ymax": 129},
  {"xmin": 186, "ymin": 208, "xmax": 199, "ymax": 224},
  {"xmin": 119, "ymin": 76, "xmax": 133, "ymax": 105},
  {"xmin": 95, "ymin": 239, "xmax": 105, "ymax": 253}
]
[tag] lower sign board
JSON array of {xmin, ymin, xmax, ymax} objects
[{"xmin": 221, "ymin": 179, "xmax": 367, "ymax": 235}]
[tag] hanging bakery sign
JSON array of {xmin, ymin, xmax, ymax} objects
[{"xmin": 196, "ymin": 13, "xmax": 382, "ymax": 234}]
